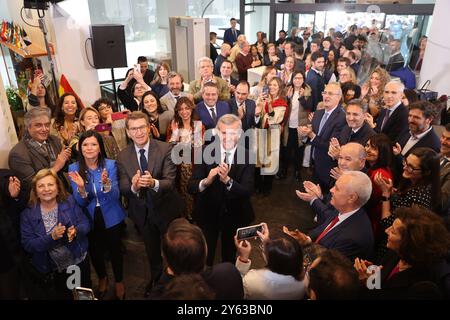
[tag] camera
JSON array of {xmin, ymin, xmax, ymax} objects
[
  {"xmin": 73, "ymin": 287, "xmax": 95, "ymax": 300},
  {"xmin": 236, "ymin": 223, "xmax": 263, "ymax": 241}
]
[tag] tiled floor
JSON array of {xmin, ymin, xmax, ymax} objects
[{"xmin": 95, "ymin": 168, "xmax": 317, "ymax": 300}]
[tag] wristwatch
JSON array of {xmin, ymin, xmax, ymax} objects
[
  {"xmin": 381, "ymin": 195, "xmax": 390, "ymax": 202},
  {"xmin": 226, "ymin": 178, "xmax": 233, "ymax": 188}
]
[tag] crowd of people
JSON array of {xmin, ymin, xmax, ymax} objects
[{"xmin": 1, "ymin": 19, "xmax": 450, "ymax": 301}]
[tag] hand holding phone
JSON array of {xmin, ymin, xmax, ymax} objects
[
  {"xmin": 236, "ymin": 223, "xmax": 264, "ymax": 241},
  {"xmin": 111, "ymin": 111, "xmax": 129, "ymax": 121},
  {"xmin": 73, "ymin": 287, "xmax": 95, "ymax": 300}
]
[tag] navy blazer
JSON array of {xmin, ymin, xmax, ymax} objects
[
  {"xmin": 375, "ymin": 103, "xmax": 409, "ymax": 143},
  {"xmin": 306, "ymin": 69, "xmax": 325, "ymax": 111},
  {"xmin": 309, "ymin": 203, "xmax": 374, "ymax": 261},
  {"xmin": 310, "ymin": 106, "xmax": 346, "ymax": 189},
  {"xmin": 223, "ymin": 28, "xmax": 241, "ymax": 46},
  {"xmin": 338, "ymin": 122, "xmax": 376, "ymax": 146},
  {"xmin": 228, "ymin": 98, "xmax": 258, "ymax": 131},
  {"xmin": 196, "ymin": 101, "xmax": 231, "ymax": 130},
  {"xmin": 69, "ymin": 159, "xmax": 126, "ymax": 229},
  {"xmin": 397, "ymin": 128, "xmax": 441, "ymax": 157},
  {"xmin": 20, "ymin": 196, "xmax": 90, "ymax": 274}
]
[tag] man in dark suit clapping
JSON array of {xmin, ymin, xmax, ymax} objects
[
  {"xmin": 188, "ymin": 114, "xmax": 254, "ymax": 265},
  {"xmin": 117, "ymin": 111, "xmax": 182, "ymax": 297},
  {"xmin": 229, "ymin": 81, "xmax": 261, "ymax": 132}
]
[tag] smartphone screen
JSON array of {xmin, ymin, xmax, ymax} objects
[
  {"xmin": 95, "ymin": 123, "xmax": 112, "ymax": 132},
  {"xmin": 236, "ymin": 224, "xmax": 263, "ymax": 241},
  {"xmin": 73, "ymin": 287, "xmax": 95, "ymax": 300},
  {"xmin": 111, "ymin": 111, "xmax": 128, "ymax": 121}
]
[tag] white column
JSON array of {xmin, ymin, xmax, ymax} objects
[
  {"xmin": 419, "ymin": 0, "xmax": 450, "ymax": 96},
  {"xmin": 0, "ymin": 72, "xmax": 18, "ymax": 168}
]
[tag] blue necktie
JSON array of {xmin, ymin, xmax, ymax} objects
[
  {"xmin": 139, "ymin": 149, "xmax": 148, "ymax": 173},
  {"xmin": 380, "ymin": 109, "xmax": 392, "ymax": 131},
  {"xmin": 317, "ymin": 112, "xmax": 329, "ymax": 136}
]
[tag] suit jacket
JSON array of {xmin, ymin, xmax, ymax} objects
[
  {"xmin": 223, "ymin": 28, "xmax": 241, "ymax": 46},
  {"xmin": 187, "ymin": 144, "xmax": 255, "ymax": 227},
  {"xmin": 306, "ymin": 69, "xmax": 325, "ymax": 111},
  {"xmin": 8, "ymin": 135, "xmax": 63, "ymax": 196},
  {"xmin": 310, "ymin": 106, "xmax": 346, "ymax": 188},
  {"xmin": 398, "ymin": 128, "xmax": 441, "ymax": 157},
  {"xmin": 117, "ymin": 139, "xmax": 181, "ymax": 232},
  {"xmin": 386, "ymin": 52, "xmax": 405, "ymax": 72},
  {"xmin": 189, "ymin": 76, "xmax": 230, "ymax": 103},
  {"xmin": 338, "ymin": 122, "xmax": 376, "ymax": 146},
  {"xmin": 195, "ymin": 101, "xmax": 231, "ymax": 130},
  {"xmin": 160, "ymin": 91, "xmax": 189, "ymax": 112},
  {"xmin": 210, "ymin": 43, "xmax": 218, "ymax": 63},
  {"xmin": 228, "ymin": 98, "xmax": 258, "ymax": 131},
  {"xmin": 309, "ymin": 203, "xmax": 374, "ymax": 261},
  {"xmin": 375, "ymin": 103, "xmax": 409, "ymax": 143}
]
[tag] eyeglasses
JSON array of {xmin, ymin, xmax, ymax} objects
[
  {"xmin": 128, "ymin": 125, "xmax": 148, "ymax": 134},
  {"xmin": 322, "ymin": 91, "xmax": 340, "ymax": 96},
  {"xmin": 402, "ymin": 159, "xmax": 421, "ymax": 173},
  {"xmin": 32, "ymin": 122, "xmax": 51, "ymax": 129},
  {"xmin": 98, "ymin": 105, "xmax": 112, "ymax": 112}
]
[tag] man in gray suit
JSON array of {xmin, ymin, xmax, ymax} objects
[
  {"xmin": 117, "ymin": 111, "xmax": 181, "ymax": 297},
  {"xmin": 8, "ymin": 107, "xmax": 71, "ymax": 198},
  {"xmin": 160, "ymin": 72, "xmax": 191, "ymax": 112}
]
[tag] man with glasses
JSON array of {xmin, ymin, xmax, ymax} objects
[
  {"xmin": 8, "ymin": 107, "xmax": 70, "ymax": 199},
  {"xmin": 298, "ymin": 83, "xmax": 346, "ymax": 192},
  {"xmin": 373, "ymin": 81, "xmax": 409, "ymax": 143},
  {"xmin": 398, "ymin": 100, "xmax": 441, "ymax": 157},
  {"xmin": 117, "ymin": 111, "xmax": 181, "ymax": 297}
]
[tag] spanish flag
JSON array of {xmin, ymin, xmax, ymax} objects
[{"xmin": 59, "ymin": 74, "xmax": 85, "ymax": 109}]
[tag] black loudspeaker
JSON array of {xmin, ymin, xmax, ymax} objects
[{"xmin": 90, "ymin": 24, "xmax": 127, "ymax": 69}]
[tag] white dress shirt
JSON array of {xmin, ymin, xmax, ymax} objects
[
  {"xmin": 401, "ymin": 126, "xmax": 433, "ymax": 156},
  {"xmin": 131, "ymin": 140, "xmax": 160, "ymax": 193},
  {"xmin": 199, "ymin": 146, "xmax": 237, "ymax": 192}
]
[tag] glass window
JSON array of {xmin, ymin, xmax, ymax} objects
[{"xmin": 245, "ymin": 5, "xmax": 270, "ymax": 44}]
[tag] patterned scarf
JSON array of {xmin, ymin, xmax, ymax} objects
[{"xmin": 24, "ymin": 132, "xmax": 57, "ymax": 166}]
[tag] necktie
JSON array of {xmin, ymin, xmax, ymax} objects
[
  {"xmin": 441, "ymin": 157, "xmax": 449, "ymax": 168},
  {"xmin": 317, "ymin": 112, "xmax": 329, "ymax": 136},
  {"xmin": 139, "ymin": 149, "xmax": 148, "ymax": 173},
  {"xmin": 224, "ymin": 152, "xmax": 230, "ymax": 165},
  {"xmin": 209, "ymin": 107, "xmax": 217, "ymax": 123},
  {"xmin": 239, "ymin": 102, "xmax": 246, "ymax": 115},
  {"xmin": 174, "ymin": 96, "xmax": 180, "ymax": 101},
  {"xmin": 233, "ymin": 29, "xmax": 236, "ymax": 40},
  {"xmin": 315, "ymin": 215, "xmax": 340, "ymax": 244},
  {"xmin": 380, "ymin": 109, "xmax": 392, "ymax": 131}
]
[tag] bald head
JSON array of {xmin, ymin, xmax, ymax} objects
[{"xmin": 338, "ymin": 142, "xmax": 366, "ymax": 171}]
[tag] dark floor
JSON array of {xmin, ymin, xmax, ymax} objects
[{"xmin": 95, "ymin": 167, "xmax": 317, "ymax": 300}]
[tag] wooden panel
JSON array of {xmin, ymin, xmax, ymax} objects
[{"xmin": 0, "ymin": 41, "xmax": 47, "ymax": 58}]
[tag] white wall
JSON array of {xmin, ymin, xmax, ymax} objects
[
  {"xmin": 0, "ymin": 71, "xmax": 18, "ymax": 168},
  {"xmin": 419, "ymin": 0, "xmax": 450, "ymax": 96}
]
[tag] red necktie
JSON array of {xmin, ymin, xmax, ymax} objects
[{"xmin": 315, "ymin": 215, "xmax": 340, "ymax": 244}]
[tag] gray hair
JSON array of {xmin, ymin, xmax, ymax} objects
[
  {"xmin": 24, "ymin": 107, "xmax": 51, "ymax": 128},
  {"xmin": 167, "ymin": 71, "xmax": 184, "ymax": 83},
  {"xmin": 239, "ymin": 41, "xmax": 249, "ymax": 50},
  {"xmin": 197, "ymin": 56, "xmax": 214, "ymax": 69},
  {"xmin": 341, "ymin": 171, "xmax": 372, "ymax": 207},
  {"xmin": 386, "ymin": 80, "xmax": 405, "ymax": 93},
  {"xmin": 326, "ymin": 82, "xmax": 343, "ymax": 97},
  {"xmin": 216, "ymin": 114, "xmax": 242, "ymax": 131}
]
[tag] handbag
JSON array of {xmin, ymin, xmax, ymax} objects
[{"xmin": 416, "ymin": 80, "xmax": 439, "ymax": 102}]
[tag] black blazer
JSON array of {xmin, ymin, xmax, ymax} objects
[
  {"xmin": 338, "ymin": 122, "xmax": 376, "ymax": 146},
  {"xmin": 228, "ymin": 98, "xmax": 258, "ymax": 131},
  {"xmin": 309, "ymin": 106, "xmax": 346, "ymax": 188},
  {"xmin": 375, "ymin": 103, "xmax": 409, "ymax": 143},
  {"xmin": 309, "ymin": 202, "xmax": 374, "ymax": 261},
  {"xmin": 188, "ymin": 144, "xmax": 255, "ymax": 227},
  {"xmin": 117, "ymin": 139, "xmax": 182, "ymax": 233},
  {"xmin": 306, "ymin": 69, "xmax": 325, "ymax": 111},
  {"xmin": 397, "ymin": 128, "xmax": 441, "ymax": 157}
]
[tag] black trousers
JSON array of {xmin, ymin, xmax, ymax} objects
[
  {"xmin": 88, "ymin": 207, "xmax": 124, "ymax": 283},
  {"xmin": 142, "ymin": 219, "xmax": 163, "ymax": 283},
  {"xmin": 199, "ymin": 212, "xmax": 238, "ymax": 266},
  {"xmin": 281, "ymin": 128, "xmax": 304, "ymax": 174}
]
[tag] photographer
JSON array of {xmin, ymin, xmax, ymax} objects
[
  {"xmin": 234, "ymin": 223, "xmax": 306, "ymax": 300},
  {"xmin": 118, "ymin": 64, "xmax": 152, "ymax": 112},
  {"xmin": 21, "ymin": 169, "xmax": 91, "ymax": 300}
]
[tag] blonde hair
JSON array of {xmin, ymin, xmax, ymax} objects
[
  {"xmin": 367, "ymin": 67, "xmax": 391, "ymax": 100},
  {"xmin": 340, "ymin": 67, "xmax": 357, "ymax": 84},
  {"xmin": 79, "ymin": 106, "xmax": 100, "ymax": 132},
  {"xmin": 29, "ymin": 169, "xmax": 69, "ymax": 207}
]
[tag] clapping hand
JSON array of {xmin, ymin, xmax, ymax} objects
[
  {"xmin": 67, "ymin": 225, "xmax": 77, "ymax": 242},
  {"xmin": 8, "ymin": 176, "xmax": 21, "ymax": 199},
  {"xmin": 328, "ymin": 137, "xmax": 341, "ymax": 159},
  {"xmin": 282, "ymin": 226, "xmax": 311, "ymax": 246},
  {"xmin": 374, "ymin": 172, "xmax": 394, "ymax": 195},
  {"xmin": 218, "ymin": 163, "xmax": 230, "ymax": 184},
  {"xmin": 51, "ymin": 223, "xmax": 66, "ymax": 240},
  {"xmin": 354, "ymin": 258, "xmax": 382, "ymax": 281},
  {"xmin": 392, "ymin": 143, "xmax": 402, "ymax": 156},
  {"xmin": 330, "ymin": 167, "xmax": 343, "ymax": 181}
]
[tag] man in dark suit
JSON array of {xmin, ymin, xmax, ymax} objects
[
  {"xmin": 219, "ymin": 60, "xmax": 239, "ymax": 98},
  {"xmin": 8, "ymin": 107, "xmax": 71, "ymax": 198},
  {"xmin": 386, "ymin": 40, "xmax": 405, "ymax": 72},
  {"xmin": 210, "ymin": 32, "xmax": 219, "ymax": 63},
  {"xmin": 374, "ymin": 81, "xmax": 409, "ymax": 143},
  {"xmin": 150, "ymin": 218, "xmax": 244, "ymax": 300},
  {"xmin": 229, "ymin": 81, "xmax": 261, "ymax": 131},
  {"xmin": 195, "ymin": 82, "xmax": 232, "ymax": 130},
  {"xmin": 299, "ymin": 83, "xmax": 346, "ymax": 193},
  {"xmin": 439, "ymin": 124, "xmax": 450, "ymax": 217},
  {"xmin": 117, "ymin": 111, "xmax": 182, "ymax": 297},
  {"xmin": 306, "ymin": 52, "xmax": 326, "ymax": 111},
  {"xmin": 223, "ymin": 18, "xmax": 241, "ymax": 46},
  {"xmin": 338, "ymin": 99, "xmax": 375, "ymax": 146},
  {"xmin": 188, "ymin": 114, "xmax": 254, "ymax": 265},
  {"xmin": 398, "ymin": 100, "xmax": 441, "ymax": 157},
  {"xmin": 293, "ymin": 171, "xmax": 374, "ymax": 261}
]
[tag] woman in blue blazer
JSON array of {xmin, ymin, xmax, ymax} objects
[
  {"xmin": 21, "ymin": 169, "xmax": 91, "ymax": 299},
  {"xmin": 68, "ymin": 130, "xmax": 126, "ymax": 300}
]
